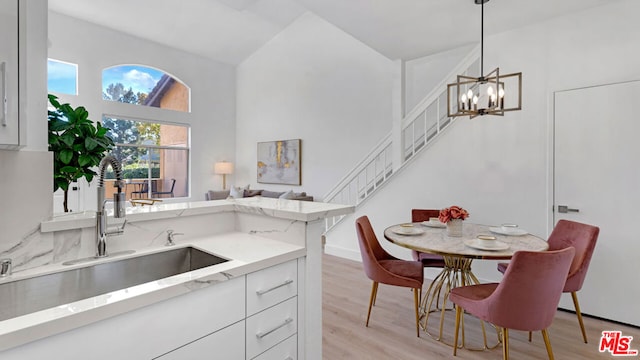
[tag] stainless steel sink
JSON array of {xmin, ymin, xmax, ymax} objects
[{"xmin": 0, "ymin": 247, "xmax": 228, "ymax": 322}]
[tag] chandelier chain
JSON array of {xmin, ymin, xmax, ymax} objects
[{"xmin": 480, "ymin": 1, "xmax": 484, "ymax": 76}]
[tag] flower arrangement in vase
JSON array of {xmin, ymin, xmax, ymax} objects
[{"xmin": 439, "ymin": 205, "xmax": 469, "ymax": 237}]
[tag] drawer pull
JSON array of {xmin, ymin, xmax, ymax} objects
[
  {"xmin": 256, "ymin": 317, "xmax": 293, "ymax": 339},
  {"xmin": 256, "ymin": 279, "xmax": 294, "ymax": 296}
]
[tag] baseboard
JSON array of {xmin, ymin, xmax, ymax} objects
[{"xmin": 323, "ymin": 244, "xmax": 362, "ymax": 262}]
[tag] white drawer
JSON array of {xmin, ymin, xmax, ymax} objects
[
  {"xmin": 247, "ymin": 259, "xmax": 297, "ymax": 316},
  {"xmin": 252, "ymin": 334, "xmax": 297, "ymax": 360},
  {"xmin": 246, "ymin": 297, "xmax": 297, "ymax": 359}
]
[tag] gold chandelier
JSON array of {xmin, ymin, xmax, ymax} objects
[{"xmin": 447, "ymin": 0, "xmax": 522, "ymax": 119}]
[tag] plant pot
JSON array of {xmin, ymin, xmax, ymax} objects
[{"xmin": 446, "ymin": 219, "xmax": 463, "ymax": 237}]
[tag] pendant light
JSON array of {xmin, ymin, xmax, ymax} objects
[{"xmin": 447, "ymin": 0, "xmax": 522, "ymax": 118}]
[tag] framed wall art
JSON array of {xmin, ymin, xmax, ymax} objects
[{"xmin": 257, "ymin": 139, "xmax": 301, "ymax": 185}]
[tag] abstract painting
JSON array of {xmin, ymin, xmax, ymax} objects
[{"xmin": 257, "ymin": 139, "xmax": 301, "ymax": 185}]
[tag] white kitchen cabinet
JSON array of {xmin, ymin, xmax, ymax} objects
[
  {"xmin": 253, "ymin": 334, "xmax": 297, "ymax": 360},
  {"xmin": 0, "ymin": 275, "xmax": 246, "ymax": 360},
  {"xmin": 246, "ymin": 297, "xmax": 298, "ymax": 359},
  {"xmin": 247, "ymin": 259, "xmax": 298, "ymax": 316},
  {"xmin": 156, "ymin": 259, "xmax": 300, "ymax": 360},
  {"xmin": 246, "ymin": 259, "xmax": 299, "ymax": 359},
  {"xmin": 1, "ymin": 258, "xmax": 302, "ymax": 359},
  {"xmin": 0, "ymin": 0, "xmax": 20, "ymax": 148},
  {"xmin": 154, "ymin": 321, "xmax": 245, "ymax": 360}
]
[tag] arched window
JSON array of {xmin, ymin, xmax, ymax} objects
[
  {"xmin": 101, "ymin": 65, "xmax": 191, "ymax": 200},
  {"xmin": 102, "ymin": 65, "xmax": 190, "ymax": 112}
]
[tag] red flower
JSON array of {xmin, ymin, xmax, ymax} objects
[{"xmin": 438, "ymin": 205, "xmax": 469, "ymax": 223}]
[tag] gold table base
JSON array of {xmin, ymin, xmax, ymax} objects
[{"xmin": 420, "ymin": 256, "xmax": 501, "ymax": 350}]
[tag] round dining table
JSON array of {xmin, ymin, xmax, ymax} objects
[{"xmin": 383, "ymin": 221, "xmax": 549, "ymax": 349}]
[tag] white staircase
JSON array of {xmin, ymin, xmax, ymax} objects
[{"xmin": 322, "ymin": 48, "xmax": 480, "ymax": 233}]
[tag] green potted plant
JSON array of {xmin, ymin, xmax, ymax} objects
[{"xmin": 48, "ymin": 94, "xmax": 114, "ymax": 212}]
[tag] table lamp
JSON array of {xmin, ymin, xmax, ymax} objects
[{"xmin": 214, "ymin": 161, "xmax": 234, "ymax": 190}]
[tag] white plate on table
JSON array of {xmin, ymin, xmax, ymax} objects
[
  {"xmin": 391, "ymin": 226, "xmax": 425, "ymax": 236},
  {"xmin": 489, "ymin": 227, "xmax": 528, "ymax": 236},
  {"xmin": 422, "ymin": 221, "xmax": 445, "ymax": 228},
  {"xmin": 464, "ymin": 239, "xmax": 509, "ymax": 251}
]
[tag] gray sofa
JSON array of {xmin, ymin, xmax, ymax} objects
[{"xmin": 206, "ymin": 188, "xmax": 313, "ymax": 201}]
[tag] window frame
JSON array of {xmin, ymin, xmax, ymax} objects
[{"xmin": 102, "ymin": 114, "xmax": 191, "ymax": 199}]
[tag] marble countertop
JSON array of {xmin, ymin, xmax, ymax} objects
[
  {"xmin": 0, "ymin": 232, "xmax": 305, "ymax": 351},
  {"xmin": 41, "ymin": 197, "xmax": 355, "ymax": 233}
]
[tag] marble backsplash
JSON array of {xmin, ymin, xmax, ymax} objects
[
  {"xmin": 0, "ymin": 150, "xmax": 54, "ymax": 273},
  {"xmin": 2, "ymin": 209, "xmax": 310, "ymax": 274},
  {"xmin": 1, "ymin": 194, "xmax": 351, "ymax": 274}
]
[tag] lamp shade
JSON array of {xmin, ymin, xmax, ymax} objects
[{"xmin": 214, "ymin": 161, "xmax": 234, "ymax": 175}]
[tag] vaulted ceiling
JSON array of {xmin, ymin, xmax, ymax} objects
[{"xmin": 49, "ymin": 0, "xmax": 616, "ymax": 65}]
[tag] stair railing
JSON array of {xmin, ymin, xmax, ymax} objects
[{"xmin": 323, "ymin": 47, "xmax": 480, "ymax": 233}]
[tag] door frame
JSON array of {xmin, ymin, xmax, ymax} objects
[{"xmin": 548, "ymin": 79, "xmax": 640, "ymax": 234}]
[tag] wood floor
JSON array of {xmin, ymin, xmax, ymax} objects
[{"xmin": 322, "ymin": 254, "xmax": 640, "ymax": 359}]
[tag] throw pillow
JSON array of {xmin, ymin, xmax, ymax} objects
[
  {"xmin": 279, "ymin": 190, "xmax": 295, "ymax": 199},
  {"xmin": 230, "ymin": 184, "xmax": 249, "ymax": 198},
  {"xmin": 208, "ymin": 190, "xmax": 230, "ymax": 200},
  {"xmin": 243, "ymin": 189, "xmax": 263, "ymax": 197},
  {"xmin": 261, "ymin": 190, "xmax": 286, "ymax": 198}
]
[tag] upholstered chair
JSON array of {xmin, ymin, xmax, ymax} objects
[
  {"xmin": 410, "ymin": 209, "xmax": 446, "ymax": 268},
  {"xmin": 355, "ymin": 216, "xmax": 423, "ymax": 337},
  {"xmin": 497, "ymin": 219, "xmax": 599, "ymax": 343},
  {"xmin": 451, "ymin": 248, "xmax": 575, "ymax": 360}
]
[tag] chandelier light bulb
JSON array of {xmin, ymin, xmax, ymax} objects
[
  {"xmin": 467, "ymin": 89, "xmax": 474, "ymax": 99},
  {"xmin": 498, "ymin": 87, "xmax": 505, "ymax": 109},
  {"xmin": 472, "ymin": 95, "xmax": 478, "ymax": 104},
  {"xmin": 487, "ymin": 86, "xmax": 494, "ymax": 96},
  {"xmin": 460, "ymin": 93, "xmax": 468, "ymax": 110}
]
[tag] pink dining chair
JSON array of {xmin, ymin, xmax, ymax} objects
[
  {"xmin": 410, "ymin": 209, "xmax": 446, "ymax": 268},
  {"xmin": 451, "ymin": 248, "xmax": 576, "ymax": 360},
  {"xmin": 497, "ymin": 219, "xmax": 599, "ymax": 343},
  {"xmin": 355, "ymin": 216, "xmax": 424, "ymax": 337}
]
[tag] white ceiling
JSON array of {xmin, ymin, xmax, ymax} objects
[{"xmin": 49, "ymin": 0, "xmax": 616, "ymax": 65}]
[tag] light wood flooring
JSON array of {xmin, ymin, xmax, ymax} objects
[{"xmin": 322, "ymin": 254, "xmax": 640, "ymax": 359}]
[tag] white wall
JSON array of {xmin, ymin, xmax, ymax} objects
[
  {"xmin": 325, "ymin": 0, "xmax": 640, "ymax": 283},
  {"xmin": 236, "ymin": 13, "xmax": 393, "ymax": 198},
  {"xmin": 48, "ymin": 12, "xmax": 236, "ymax": 211},
  {"xmin": 404, "ymin": 44, "xmax": 474, "ymax": 114}
]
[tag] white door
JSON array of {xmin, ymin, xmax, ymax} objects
[{"xmin": 554, "ymin": 80, "xmax": 640, "ymax": 326}]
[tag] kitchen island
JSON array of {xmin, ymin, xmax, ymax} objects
[{"xmin": 0, "ymin": 197, "xmax": 353, "ymax": 359}]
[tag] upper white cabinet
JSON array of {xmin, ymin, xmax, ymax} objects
[{"xmin": 0, "ymin": 0, "xmax": 20, "ymax": 148}]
